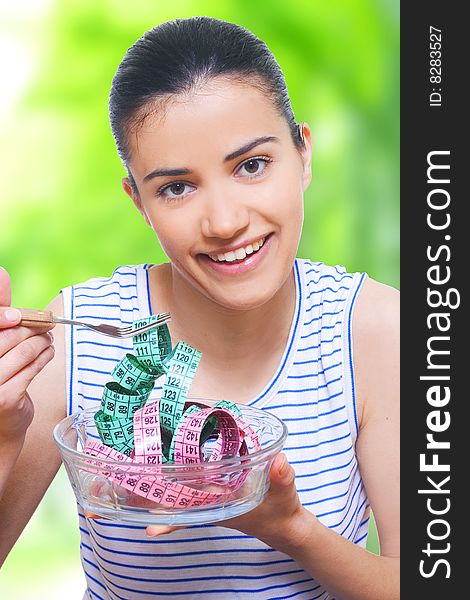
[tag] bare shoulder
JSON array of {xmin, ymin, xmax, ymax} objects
[
  {"xmin": 354, "ymin": 277, "xmax": 399, "ymax": 334},
  {"xmin": 352, "ymin": 277, "xmax": 400, "ymax": 428}
]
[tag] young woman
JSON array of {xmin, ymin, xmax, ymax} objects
[{"xmin": 0, "ymin": 17, "xmax": 399, "ymax": 600}]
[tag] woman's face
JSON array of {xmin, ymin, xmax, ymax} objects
[{"xmin": 123, "ymin": 78, "xmax": 312, "ymax": 311}]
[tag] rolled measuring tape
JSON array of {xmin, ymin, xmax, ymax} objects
[
  {"xmin": 101, "ymin": 382, "xmax": 152, "ymax": 419},
  {"xmin": 84, "ymin": 400, "xmax": 261, "ymax": 508},
  {"xmin": 132, "ymin": 315, "xmax": 172, "ymax": 372},
  {"xmin": 93, "ymin": 411, "xmax": 134, "ymax": 457},
  {"xmin": 94, "ymin": 316, "xmax": 172, "ymax": 455},
  {"xmin": 94, "ymin": 381, "xmax": 153, "ymax": 455},
  {"xmin": 132, "ymin": 400, "xmax": 164, "ymax": 465},
  {"xmin": 85, "ymin": 314, "xmax": 261, "ymax": 508},
  {"xmin": 111, "ymin": 354, "xmax": 158, "ymax": 392},
  {"xmin": 159, "ymin": 341, "xmax": 202, "ymax": 434},
  {"xmin": 95, "ymin": 316, "xmax": 202, "ymax": 457}
]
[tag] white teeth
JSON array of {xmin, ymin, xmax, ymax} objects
[
  {"xmin": 209, "ymin": 236, "xmax": 266, "ymax": 262},
  {"xmin": 234, "ymin": 247, "xmax": 247, "ymax": 260},
  {"xmin": 224, "ymin": 251, "xmax": 236, "ymax": 262}
]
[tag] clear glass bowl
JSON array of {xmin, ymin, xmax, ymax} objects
[{"xmin": 53, "ymin": 399, "xmax": 288, "ymax": 525}]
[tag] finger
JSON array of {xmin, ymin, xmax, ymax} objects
[
  {"xmin": 0, "ymin": 322, "xmax": 55, "ymax": 357},
  {"xmin": 146, "ymin": 524, "xmax": 185, "ymax": 537},
  {"xmin": 268, "ymin": 453, "xmax": 296, "ymax": 488},
  {"xmin": 0, "ymin": 267, "xmax": 12, "ymax": 306},
  {"xmin": 0, "ymin": 344, "xmax": 55, "ymax": 399},
  {"xmin": 0, "ymin": 307, "xmax": 22, "ymax": 329},
  {"xmin": 0, "ymin": 332, "xmax": 54, "ymax": 385}
]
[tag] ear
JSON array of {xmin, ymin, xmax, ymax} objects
[
  {"xmin": 122, "ymin": 177, "xmax": 152, "ymax": 227},
  {"xmin": 298, "ymin": 123, "xmax": 313, "ymax": 191}
]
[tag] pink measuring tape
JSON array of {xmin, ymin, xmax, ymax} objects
[{"xmin": 83, "ymin": 400, "xmax": 261, "ymax": 508}]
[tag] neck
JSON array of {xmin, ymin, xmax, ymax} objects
[{"xmin": 150, "ymin": 263, "xmax": 296, "ymax": 365}]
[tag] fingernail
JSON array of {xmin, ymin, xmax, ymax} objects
[
  {"xmin": 5, "ymin": 308, "xmax": 21, "ymax": 322},
  {"xmin": 278, "ymin": 456, "xmax": 288, "ymax": 476}
]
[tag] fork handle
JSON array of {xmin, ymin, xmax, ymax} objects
[{"xmin": 19, "ymin": 308, "xmax": 54, "ymax": 327}]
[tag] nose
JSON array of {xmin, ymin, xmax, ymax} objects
[{"xmin": 200, "ymin": 188, "xmax": 250, "ymax": 240}]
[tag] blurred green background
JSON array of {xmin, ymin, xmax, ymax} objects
[{"xmin": 0, "ymin": 0, "xmax": 398, "ymax": 596}]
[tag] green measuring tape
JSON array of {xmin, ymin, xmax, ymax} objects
[{"xmin": 94, "ymin": 316, "xmax": 206, "ymax": 461}]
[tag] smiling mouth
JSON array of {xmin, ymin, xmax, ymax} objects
[{"xmin": 206, "ymin": 235, "xmax": 267, "ymax": 264}]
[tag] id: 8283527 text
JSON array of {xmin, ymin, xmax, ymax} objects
[{"xmin": 429, "ymin": 26, "xmax": 442, "ymax": 107}]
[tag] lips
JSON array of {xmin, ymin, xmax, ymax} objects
[
  {"xmin": 207, "ymin": 236, "xmax": 266, "ymax": 262},
  {"xmin": 208, "ymin": 236, "xmax": 266, "ymax": 264},
  {"xmin": 199, "ymin": 233, "xmax": 273, "ymax": 275}
]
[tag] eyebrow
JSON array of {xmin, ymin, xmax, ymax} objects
[
  {"xmin": 223, "ymin": 135, "xmax": 279, "ymax": 162},
  {"xmin": 142, "ymin": 135, "xmax": 279, "ymax": 183}
]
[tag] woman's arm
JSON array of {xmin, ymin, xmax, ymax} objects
[
  {"xmin": 0, "ymin": 292, "xmax": 66, "ymax": 566},
  {"xmin": 149, "ymin": 277, "xmax": 400, "ymax": 600},
  {"xmin": 0, "ymin": 267, "xmax": 55, "ymax": 498},
  {"xmin": 284, "ymin": 277, "xmax": 400, "ymax": 599}
]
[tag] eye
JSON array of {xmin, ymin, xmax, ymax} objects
[
  {"xmin": 157, "ymin": 181, "xmax": 195, "ymax": 201},
  {"xmin": 236, "ymin": 156, "xmax": 272, "ymax": 178}
]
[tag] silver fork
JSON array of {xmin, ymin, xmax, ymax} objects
[{"xmin": 18, "ymin": 308, "xmax": 171, "ymax": 338}]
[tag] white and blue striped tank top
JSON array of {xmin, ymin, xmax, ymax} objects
[{"xmin": 60, "ymin": 258, "xmax": 369, "ymax": 600}]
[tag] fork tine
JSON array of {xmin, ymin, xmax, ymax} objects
[
  {"xmin": 131, "ymin": 313, "xmax": 170, "ymax": 331},
  {"xmin": 117, "ymin": 313, "xmax": 172, "ymax": 338},
  {"xmin": 138, "ymin": 314, "xmax": 171, "ymax": 331}
]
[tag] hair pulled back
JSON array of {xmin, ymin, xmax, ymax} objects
[{"xmin": 109, "ymin": 16, "xmax": 302, "ymax": 169}]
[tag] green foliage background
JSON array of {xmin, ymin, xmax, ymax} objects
[{"xmin": 0, "ymin": 0, "xmax": 398, "ymax": 595}]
